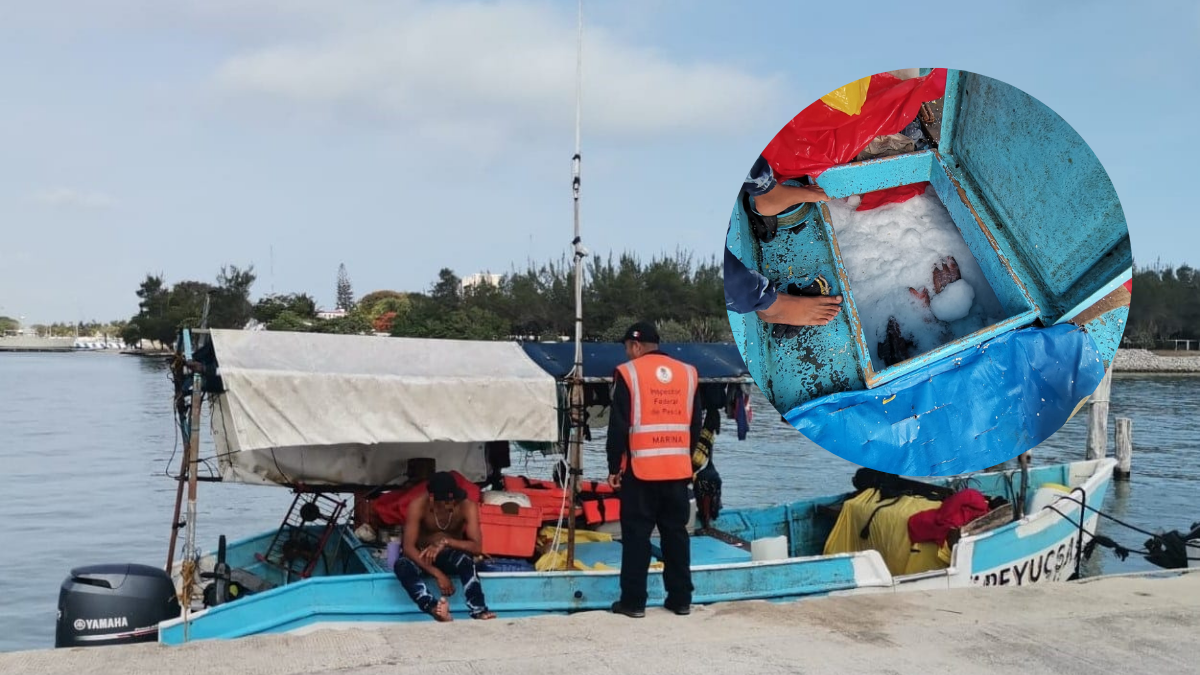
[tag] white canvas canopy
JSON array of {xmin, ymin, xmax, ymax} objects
[{"xmin": 205, "ymin": 329, "xmax": 561, "ymax": 487}]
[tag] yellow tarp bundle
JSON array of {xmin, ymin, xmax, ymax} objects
[
  {"xmin": 821, "ymin": 76, "xmax": 872, "ymax": 116},
  {"xmin": 823, "ymin": 488, "xmax": 948, "ymax": 576}
]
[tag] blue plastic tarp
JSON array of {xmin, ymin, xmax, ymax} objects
[
  {"xmin": 783, "ymin": 323, "xmax": 1106, "ymax": 476},
  {"xmin": 520, "ymin": 342, "xmax": 749, "ymax": 382}
]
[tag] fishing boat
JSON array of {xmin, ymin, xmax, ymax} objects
[
  {"xmin": 725, "ymin": 67, "xmax": 1133, "ymax": 476},
  {"xmin": 51, "ymin": 324, "xmax": 1120, "ymax": 647}
]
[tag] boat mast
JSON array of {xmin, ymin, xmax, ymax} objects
[
  {"xmin": 565, "ymin": 0, "xmax": 585, "ymax": 569},
  {"xmin": 176, "ymin": 296, "xmax": 210, "ymax": 642}
]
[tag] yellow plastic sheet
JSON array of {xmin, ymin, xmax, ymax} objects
[
  {"xmin": 538, "ymin": 527, "xmax": 612, "ymax": 544},
  {"xmin": 821, "ymin": 76, "xmax": 872, "ymax": 116},
  {"xmin": 823, "ymin": 488, "xmax": 948, "ymax": 576}
]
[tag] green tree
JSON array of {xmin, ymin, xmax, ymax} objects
[
  {"xmin": 267, "ymin": 310, "xmax": 312, "ymax": 332},
  {"xmin": 336, "ymin": 263, "xmax": 355, "ymax": 311},
  {"xmin": 120, "ymin": 322, "xmax": 142, "ymax": 347},
  {"xmin": 206, "ymin": 265, "xmax": 257, "ymax": 330},
  {"xmin": 1126, "ymin": 261, "xmax": 1200, "ymax": 348},
  {"xmin": 356, "ymin": 290, "xmax": 410, "ymax": 323},
  {"xmin": 253, "ymin": 293, "xmax": 318, "ymax": 326},
  {"xmin": 312, "ymin": 313, "xmax": 373, "ymax": 335}
]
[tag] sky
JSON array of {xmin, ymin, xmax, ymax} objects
[{"xmin": 1, "ymin": 0, "xmax": 1196, "ymax": 325}]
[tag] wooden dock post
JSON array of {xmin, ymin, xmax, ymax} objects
[
  {"xmin": 1114, "ymin": 417, "xmax": 1133, "ymax": 481},
  {"xmin": 1086, "ymin": 368, "xmax": 1113, "ymax": 460}
]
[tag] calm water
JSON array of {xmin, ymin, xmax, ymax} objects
[{"xmin": 1, "ymin": 353, "xmax": 1197, "ymax": 652}]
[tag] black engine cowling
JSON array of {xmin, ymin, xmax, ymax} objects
[{"xmin": 55, "ymin": 563, "xmax": 180, "ymax": 648}]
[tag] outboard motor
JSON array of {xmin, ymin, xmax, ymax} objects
[{"xmin": 55, "ymin": 563, "xmax": 180, "ymax": 648}]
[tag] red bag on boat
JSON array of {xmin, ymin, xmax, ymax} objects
[
  {"xmin": 907, "ymin": 488, "xmax": 989, "ymax": 545},
  {"xmin": 760, "ymin": 69, "xmax": 947, "ymax": 181},
  {"xmin": 856, "ymin": 182, "xmax": 929, "ymax": 211},
  {"xmin": 372, "ymin": 471, "xmax": 481, "ymax": 526}
]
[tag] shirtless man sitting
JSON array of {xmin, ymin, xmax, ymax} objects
[{"xmin": 392, "ymin": 471, "xmax": 496, "ymax": 621}]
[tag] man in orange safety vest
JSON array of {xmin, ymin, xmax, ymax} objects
[{"xmin": 606, "ymin": 321, "xmax": 702, "ymax": 618}]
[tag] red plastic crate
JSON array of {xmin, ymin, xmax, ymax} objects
[
  {"xmin": 479, "ymin": 503, "xmax": 543, "ymax": 558},
  {"xmin": 500, "ymin": 476, "xmax": 586, "ymax": 523}
]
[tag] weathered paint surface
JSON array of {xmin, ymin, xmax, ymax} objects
[
  {"xmin": 814, "ymin": 150, "xmax": 935, "ymax": 199},
  {"xmin": 928, "ymin": 152, "xmax": 1039, "ymax": 317},
  {"xmin": 725, "ymin": 195, "xmax": 772, "ymax": 396},
  {"xmin": 1080, "ymin": 304, "xmax": 1129, "ymax": 368},
  {"xmin": 941, "ymin": 70, "xmax": 1132, "ymax": 321},
  {"xmin": 753, "ymin": 198, "xmax": 866, "ymax": 411}
]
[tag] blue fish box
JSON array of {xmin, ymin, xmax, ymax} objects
[{"xmin": 727, "ymin": 69, "xmax": 1132, "ymax": 474}]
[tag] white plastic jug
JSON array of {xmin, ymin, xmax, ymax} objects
[{"xmin": 750, "ymin": 535, "xmax": 788, "ymax": 561}]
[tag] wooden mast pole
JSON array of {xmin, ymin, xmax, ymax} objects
[
  {"xmin": 177, "ymin": 297, "xmax": 211, "ymax": 642},
  {"xmin": 565, "ymin": 0, "xmax": 585, "ymax": 569},
  {"xmin": 165, "ymin": 347, "xmax": 193, "ymax": 572}
]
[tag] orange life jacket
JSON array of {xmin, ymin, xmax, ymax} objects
[{"xmin": 615, "ymin": 353, "xmax": 697, "ymax": 481}]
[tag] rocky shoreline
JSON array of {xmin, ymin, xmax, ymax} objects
[{"xmin": 1114, "ymin": 348, "xmax": 1200, "ymax": 373}]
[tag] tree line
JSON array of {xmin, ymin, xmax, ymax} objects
[
  {"xmin": 115, "ymin": 250, "xmax": 731, "ymax": 347},
  {"xmin": 11, "ymin": 258, "xmax": 1196, "ymax": 350},
  {"xmin": 1125, "ymin": 262, "xmax": 1200, "ymax": 348}
]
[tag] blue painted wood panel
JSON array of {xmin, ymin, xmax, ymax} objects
[{"xmin": 941, "ymin": 70, "xmax": 1132, "ymax": 320}]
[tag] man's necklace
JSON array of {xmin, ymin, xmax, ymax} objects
[{"xmin": 434, "ymin": 506, "xmax": 455, "ymax": 531}]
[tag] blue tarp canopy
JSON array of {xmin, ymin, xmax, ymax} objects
[{"xmin": 520, "ymin": 342, "xmax": 750, "ymax": 383}]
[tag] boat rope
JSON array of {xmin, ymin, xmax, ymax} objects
[
  {"xmin": 545, "ymin": 456, "xmax": 575, "ymax": 567},
  {"xmin": 1035, "ymin": 493, "xmax": 1200, "ymax": 571},
  {"xmin": 1051, "ymin": 493, "xmax": 1200, "ymax": 550}
]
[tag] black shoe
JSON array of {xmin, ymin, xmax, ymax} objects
[
  {"xmin": 664, "ymin": 600, "xmax": 691, "ymax": 615},
  {"xmin": 611, "ymin": 601, "xmax": 645, "ymax": 618},
  {"xmin": 743, "ymin": 190, "xmax": 813, "ymax": 243}
]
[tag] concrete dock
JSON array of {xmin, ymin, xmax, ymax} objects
[{"xmin": 4, "ymin": 570, "xmax": 1198, "ymax": 675}]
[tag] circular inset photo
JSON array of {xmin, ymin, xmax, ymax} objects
[{"xmin": 724, "ymin": 68, "xmax": 1132, "ymax": 476}]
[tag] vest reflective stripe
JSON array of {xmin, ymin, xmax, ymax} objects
[
  {"xmin": 630, "ymin": 423, "xmax": 692, "ymax": 434},
  {"xmin": 616, "ymin": 354, "xmax": 697, "ymax": 481},
  {"xmin": 633, "ymin": 447, "xmax": 691, "ymax": 458}
]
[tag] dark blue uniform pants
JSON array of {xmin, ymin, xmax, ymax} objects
[{"xmin": 618, "ymin": 472, "xmax": 693, "ymax": 609}]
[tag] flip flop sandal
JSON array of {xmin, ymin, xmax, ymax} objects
[{"xmin": 769, "ymin": 274, "xmax": 833, "ymax": 340}]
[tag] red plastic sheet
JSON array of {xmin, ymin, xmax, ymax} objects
[
  {"xmin": 372, "ymin": 471, "xmax": 481, "ymax": 526},
  {"xmin": 761, "ymin": 68, "xmax": 948, "ymax": 181},
  {"xmin": 856, "ymin": 181, "xmax": 929, "ymax": 211}
]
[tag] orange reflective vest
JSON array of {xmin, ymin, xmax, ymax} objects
[{"xmin": 615, "ymin": 353, "xmax": 698, "ymax": 481}]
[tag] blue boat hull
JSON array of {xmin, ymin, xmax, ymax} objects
[{"xmin": 158, "ymin": 459, "xmax": 1116, "ymax": 644}]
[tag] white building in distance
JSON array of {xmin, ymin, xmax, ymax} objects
[{"xmin": 461, "ymin": 272, "xmax": 502, "ymax": 291}]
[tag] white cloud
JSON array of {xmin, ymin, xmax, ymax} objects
[
  {"xmin": 210, "ymin": 1, "xmax": 781, "ymax": 142},
  {"xmin": 30, "ymin": 188, "xmax": 118, "ymax": 209}
]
